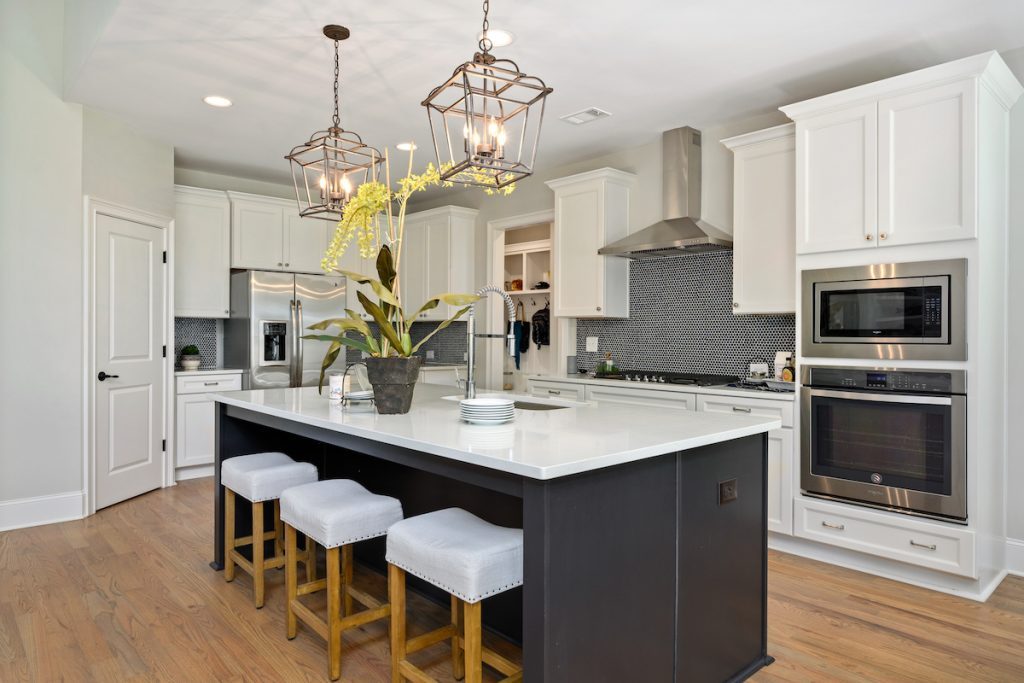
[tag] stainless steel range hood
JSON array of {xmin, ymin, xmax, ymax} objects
[{"xmin": 598, "ymin": 126, "xmax": 731, "ymax": 258}]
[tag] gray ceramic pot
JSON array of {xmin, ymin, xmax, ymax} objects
[{"xmin": 364, "ymin": 356, "xmax": 423, "ymax": 414}]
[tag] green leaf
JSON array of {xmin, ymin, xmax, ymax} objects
[
  {"xmin": 411, "ymin": 305, "xmax": 473, "ymax": 353},
  {"xmin": 301, "ymin": 334, "xmax": 374, "ymax": 356},
  {"xmin": 405, "ymin": 297, "xmax": 440, "ymax": 323},
  {"xmin": 376, "ymin": 245, "xmax": 397, "ymax": 291},
  {"xmin": 358, "ymin": 291, "xmax": 405, "ymax": 354},
  {"xmin": 436, "ymin": 293, "xmax": 481, "ymax": 307},
  {"xmin": 317, "ymin": 341, "xmax": 342, "ymax": 394},
  {"xmin": 333, "ymin": 269, "xmax": 380, "ymax": 287},
  {"xmin": 401, "ymin": 332, "xmax": 412, "ymax": 356},
  {"xmin": 307, "ymin": 317, "xmax": 367, "ymax": 333},
  {"xmin": 369, "ymin": 279, "xmax": 402, "ymax": 310}
]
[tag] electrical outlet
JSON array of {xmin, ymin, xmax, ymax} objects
[
  {"xmin": 463, "ymin": 352, "xmax": 468, "ymax": 361},
  {"xmin": 585, "ymin": 336, "xmax": 599, "ymax": 352},
  {"xmin": 426, "ymin": 350, "xmax": 435, "ymax": 360},
  {"xmin": 718, "ymin": 479, "xmax": 738, "ymax": 505}
]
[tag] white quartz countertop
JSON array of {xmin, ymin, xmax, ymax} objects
[
  {"xmin": 210, "ymin": 384, "xmax": 780, "ymax": 480},
  {"xmin": 532, "ymin": 373, "xmax": 797, "ymax": 402}
]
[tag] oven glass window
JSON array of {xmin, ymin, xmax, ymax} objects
[
  {"xmin": 819, "ymin": 285, "xmax": 943, "ymax": 339},
  {"xmin": 810, "ymin": 395, "xmax": 951, "ymax": 494}
]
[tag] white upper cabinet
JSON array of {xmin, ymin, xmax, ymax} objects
[
  {"xmin": 722, "ymin": 124, "xmax": 796, "ymax": 314},
  {"xmin": 229, "ymin": 192, "xmax": 330, "ymax": 272},
  {"xmin": 781, "ymin": 51, "xmax": 1022, "ymax": 254},
  {"xmin": 174, "ymin": 186, "xmax": 231, "ymax": 318},
  {"xmin": 399, "ymin": 206, "xmax": 478, "ymax": 322},
  {"xmin": 878, "ymin": 80, "xmax": 976, "ymax": 246},
  {"xmin": 793, "ymin": 104, "xmax": 877, "ymax": 253},
  {"xmin": 546, "ymin": 168, "xmax": 635, "ymax": 318}
]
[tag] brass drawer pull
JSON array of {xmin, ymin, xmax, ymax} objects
[
  {"xmin": 821, "ymin": 521, "xmax": 845, "ymax": 531},
  {"xmin": 909, "ymin": 539, "xmax": 937, "ymax": 551}
]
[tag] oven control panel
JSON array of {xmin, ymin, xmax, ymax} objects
[{"xmin": 804, "ymin": 366, "xmax": 964, "ymax": 395}]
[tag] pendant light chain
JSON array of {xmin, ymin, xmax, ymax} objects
[
  {"xmin": 332, "ymin": 38, "xmax": 341, "ymax": 129},
  {"xmin": 478, "ymin": 0, "xmax": 492, "ymax": 54}
]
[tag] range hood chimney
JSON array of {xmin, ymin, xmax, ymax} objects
[{"xmin": 598, "ymin": 126, "xmax": 731, "ymax": 258}]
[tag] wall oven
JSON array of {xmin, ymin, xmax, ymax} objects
[
  {"xmin": 801, "ymin": 366, "xmax": 967, "ymax": 522},
  {"xmin": 802, "ymin": 259, "xmax": 966, "ymax": 361}
]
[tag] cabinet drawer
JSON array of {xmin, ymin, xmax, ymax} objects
[
  {"xmin": 794, "ymin": 498, "xmax": 976, "ymax": 577},
  {"xmin": 697, "ymin": 395, "xmax": 793, "ymax": 427},
  {"xmin": 419, "ymin": 367, "xmax": 462, "ymax": 387},
  {"xmin": 175, "ymin": 374, "xmax": 242, "ymax": 395},
  {"xmin": 585, "ymin": 385, "xmax": 695, "ymax": 411},
  {"xmin": 527, "ymin": 380, "xmax": 586, "ymax": 402}
]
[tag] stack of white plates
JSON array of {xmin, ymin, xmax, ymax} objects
[{"xmin": 460, "ymin": 397, "xmax": 515, "ymax": 425}]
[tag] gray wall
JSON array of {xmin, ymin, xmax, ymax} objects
[
  {"xmin": 1005, "ymin": 48, "xmax": 1024, "ymax": 544},
  {"xmin": 174, "ymin": 167, "xmax": 295, "ymax": 200},
  {"xmin": 0, "ymin": 0, "xmax": 86, "ymax": 502}
]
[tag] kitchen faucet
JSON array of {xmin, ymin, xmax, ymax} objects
[{"xmin": 465, "ymin": 285, "xmax": 516, "ymax": 399}]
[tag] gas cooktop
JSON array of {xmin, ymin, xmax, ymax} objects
[{"xmin": 591, "ymin": 370, "xmax": 741, "ymax": 387}]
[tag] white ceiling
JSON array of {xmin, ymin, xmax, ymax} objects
[{"xmin": 66, "ymin": 0, "xmax": 1024, "ymax": 184}]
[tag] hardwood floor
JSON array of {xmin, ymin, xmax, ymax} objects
[{"xmin": 1, "ymin": 478, "xmax": 1022, "ymax": 682}]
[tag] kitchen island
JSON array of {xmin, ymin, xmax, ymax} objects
[{"xmin": 211, "ymin": 384, "xmax": 781, "ymax": 682}]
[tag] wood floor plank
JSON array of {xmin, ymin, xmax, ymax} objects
[{"xmin": 0, "ymin": 478, "xmax": 1021, "ymax": 682}]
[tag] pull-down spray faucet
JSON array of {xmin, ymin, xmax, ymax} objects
[{"xmin": 464, "ymin": 286, "xmax": 516, "ymax": 399}]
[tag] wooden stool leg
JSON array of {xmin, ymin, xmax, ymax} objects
[
  {"xmin": 451, "ymin": 595, "xmax": 465, "ymax": 680},
  {"xmin": 224, "ymin": 489, "xmax": 236, "ymax": 582},
  {"xmin": 273, "ymin": 499, "xmax": 284, "ymax": 561},
  {"xmin": 342, "ymin": 544, "xmax": 354, "ymax": 617},
  {"xmin": 285, "ymin": 523, "xmax": 298, "ymax": 640},
  {"xmin": 306, "ymin": 535, "xmax": 318, "ymax": 582},
  {"xmin": 463, "ymin": 601, "xmax": 482, "ymax": 683},
  {"xmin": 327, "ymin": 547, "xmax": 342, "ymax": 681},
  {"xmin": 388, "ymin": 564, "xmax": 406, "ymax": 683},
  {"xmin": 252, "ymin": 500, "xmax": 265, "ymax": 608}
]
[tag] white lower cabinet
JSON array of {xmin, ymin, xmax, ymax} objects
[
  {"xmin": 585, "ymin": 385, "xmax": 695, "ymax": 411},
  {"xmin": 175, "ymin": 373, "xmax": 242, "ymax": 475},
  {"xmin": 526, "ymin": 379, "xmax": 586, "ymax": 402},
  {"xmin": 794, "ymin": 497, "xmax": 977, "ymax": 578},
  {"xmin": 419, "ymin": 366, "xmax": 462, "ymax": 387}
]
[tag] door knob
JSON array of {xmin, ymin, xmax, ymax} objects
[{"xmin": 97, "ymin": 371, "xmax": 120, "ymax": 381}]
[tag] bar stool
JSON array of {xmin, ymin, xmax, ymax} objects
[
  {"xmin": 221, "ymin": 452, "xmax": 318, "ymax": 608},
  {"xmin": 280, "ymin": 479, "xmax": 404, "ymax": 681},
  {"xmin": 386, "ymin": 508, "xmax": 524, "ymax": 683}
]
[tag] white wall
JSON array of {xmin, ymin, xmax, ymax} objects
[
  {"xmin": 0, "ymin": 0, "xmax": 85, "ymax": 503},
  {"xmin": 83, "ymin": 108, "xmax": 175, "ymax": 217},
  {"xmin": 1004, "ymin": 48, "xmax": 1024, "ymax": 547}
]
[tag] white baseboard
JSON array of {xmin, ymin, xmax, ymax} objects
[
  {"xmin": 175, "ymin": 464, "xmax": 214, "ymax": 482},
  {"xmin": 0, "ymin": 490, "xmax": 85, "ymax": 532},
  {"xmin": 1007, "ymin": 538, "xmax": 1024, "ymax": 576}
]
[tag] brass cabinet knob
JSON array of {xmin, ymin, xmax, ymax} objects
[
  {"xmin": 879, "ymin": 233, "xmax": 887, "ymax": 240},
  {"xmin": 865, "ymin": 234, "xmax": 873, "ymax": 241}
]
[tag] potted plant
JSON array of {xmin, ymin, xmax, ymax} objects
[
  {"xmin": 304, "ymin": 151, "xmax": 514, "ymax": 414},
  {"xmin": 180, "ymin": 344, "xmax": 201, "ymax": 371}
]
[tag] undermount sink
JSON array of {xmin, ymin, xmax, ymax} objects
[{"xmin": 512, "ymin": 401, "xmax": 568, "ymax": 411}]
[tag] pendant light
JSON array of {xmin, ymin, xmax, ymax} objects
[
  {"xmin": 422, "ymin": 0, "xmax": 553, "ymax": 189},
  {"xmin": 286, "ymin": 25, "xmax": 381, "ymax": 221}
]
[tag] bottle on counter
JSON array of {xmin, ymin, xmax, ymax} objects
[{"xmin": 781, "ymin": 355, "xmax": 796, "ymax": 382}]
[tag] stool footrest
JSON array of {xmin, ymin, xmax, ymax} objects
[
  {"xmin": 338, "ymin": 603, "xmax": 390, "ymax": 631},
  {"xmin": 345, "ymin": 585, "xmax": 382, "ymax": 611},
  {"xmin": 290, "ymin": 600, "xmax": 329, "ymax": 640},
  {"xmin": 233, "ymin": 530, "xmax": 279, "ymax": 547},
  {"xmin": 229, "ymin": 549, "xmax": 284, "ymax": 575},
  {"xmin": 297, "ymin": 578, "xmax": 327, "ymax": 596},
  {"xmin": 406, "ymin": 624, "xmax": 457, "ymax": 655}
]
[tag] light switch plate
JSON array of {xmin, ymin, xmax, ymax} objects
[
  {"xmin": 426, "ymin": 350, "xmax": 435, "ymax": 360},
  {"xmin": 585, "ymin": 336, "xmax": 599, "ymax": 352}
]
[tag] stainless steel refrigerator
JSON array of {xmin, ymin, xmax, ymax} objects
[{"xmin": 224, "ymin": 271, "xmax": 346, "ymax": 389}]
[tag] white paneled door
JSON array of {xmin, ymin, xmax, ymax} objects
[{"xmin": 94, "ymin": 212, "xmax": 166, "ymax": 510}]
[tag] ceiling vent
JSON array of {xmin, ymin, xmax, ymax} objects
[{"xmin": 559, "ymin": 107, "xmax": 611, "ymax": 125}]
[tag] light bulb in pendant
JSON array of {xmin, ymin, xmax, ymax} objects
[{"xmin": 340, "ymin": 175, "xmax": 353, "ymax": 196}]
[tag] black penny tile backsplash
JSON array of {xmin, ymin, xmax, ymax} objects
[{"xmin": 575, "ymin": 251, "xmax": 795, "ymax": 377}]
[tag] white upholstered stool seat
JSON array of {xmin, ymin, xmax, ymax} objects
[
  {"xmin": 281, "ymin": 479, "xmax": 403, "ymax": 681},
  {"xmin": 280, "ymin": 479, "xmax": 404, "ymax": 548},
  {"xmin": 387, "ymin": 508, "xmax": 523, "ymax": 683},
  {"xmin": 221, "ymin": 452, "xmax": 318, "ymax": 608},
  {"xmin": 387, "ymin": 507, "xmax": 523, "ymax": 603},
  {"xmin": 221, "ymin": 452, "xmax": 318, "ymax": 502}
]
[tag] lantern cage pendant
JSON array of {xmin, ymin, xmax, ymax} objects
[
  {"xmin": 286, "ymin": 25, "xmax": 381, "ymax": 221},
  {"xmin": 422, "ymin": 0, "xmax": 553, "ymax": 189}
]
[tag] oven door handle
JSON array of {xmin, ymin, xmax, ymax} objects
[{"xmin": 806, "ymin": 388, "xmax": 952, "ymax": 406}]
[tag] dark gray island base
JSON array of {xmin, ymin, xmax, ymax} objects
[{"xmin": 213, "ymin": 402, "xmax": 773, "ymax": 682}]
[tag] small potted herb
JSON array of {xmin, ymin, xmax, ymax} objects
[{"xmin": 180, "ymin": 344, "xmax": 201, "ymax": 371}]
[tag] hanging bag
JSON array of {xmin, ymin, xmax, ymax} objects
[{"xmin": 531, "ymin": 303, "xmax": 550, "ymax": 349}]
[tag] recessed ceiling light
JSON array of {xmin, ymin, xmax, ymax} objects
[
  {"xmin": 477, "ymin": 29, "xmax": 515, "ymax": 47},
  {"xmin": 203, "ymin": 95, "xmax": 232, "ymax": 108},
  {"xmin": 396, "ymin": 142, "xmax": 417, "ymax": 151}
]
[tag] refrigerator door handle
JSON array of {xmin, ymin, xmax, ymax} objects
[
  {"xmin": 289, "ymin": 299, "xmax": 298, "ymax": 387},
  {"xmin": 296, "ymin": 299, "xmax": 304, "ymax": 388}
]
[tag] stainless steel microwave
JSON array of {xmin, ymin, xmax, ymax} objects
[{"xmin": 801, "ymin": 259, "xmax": 966, "ymax": 361}]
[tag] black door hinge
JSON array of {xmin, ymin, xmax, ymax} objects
[
  {"xmin": 162, "ymin": 438, "xmax": 166, "ymax": 452},
  {"xmin": 162, "ymin": 251, "xmax": 167, "ymax": 264},
  {"xmin": 162, "ymin": 345, "xmax": 167, "ymax": 358}
]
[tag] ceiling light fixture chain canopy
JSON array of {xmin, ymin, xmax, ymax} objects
[{"xmin": 332, "ymin": 36, "xmax": 341, "ymax": 130}]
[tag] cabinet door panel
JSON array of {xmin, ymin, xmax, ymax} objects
[
  {"xmin": 175, "ymin": 393, "xmax": 215, "ymax": 468},
  {"xmin": 585, "ymin": 386, "xmax": 695, "ymax": 411},
  {"xmin": 878, "ymin": 80, "xmax": 976, "ymax": 246},
  {"xmin": 553, "ymin": 188, "xmax": 602, "ymax": 316},
  {"xmin": 339, "ymin": 242, "xmax": 375, "ymax": 321},
  {"xmin": 174, "ymin": 190, "xmax": 230, "ymax": 317},
  {"xmin": 285, "ymin": 210, "xmax": 330, "ymax": 273},
  {"xmin": 425, "ymin": 219, "xmax": 452, "ymax": 321},
  {"xmin": 400, "ymin": 220, "xmax": 427, "ymax": 323},
  {"xmin": 231, "ymin": 201, "xmax": 284, "ymax": 269},
  {"xmin": 767, "ymin": 428, "xmax": 793, "ymax": 535},
  {"xmin": 796, "ymin": 104, "xmax": 877, "ymax": 254}
]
